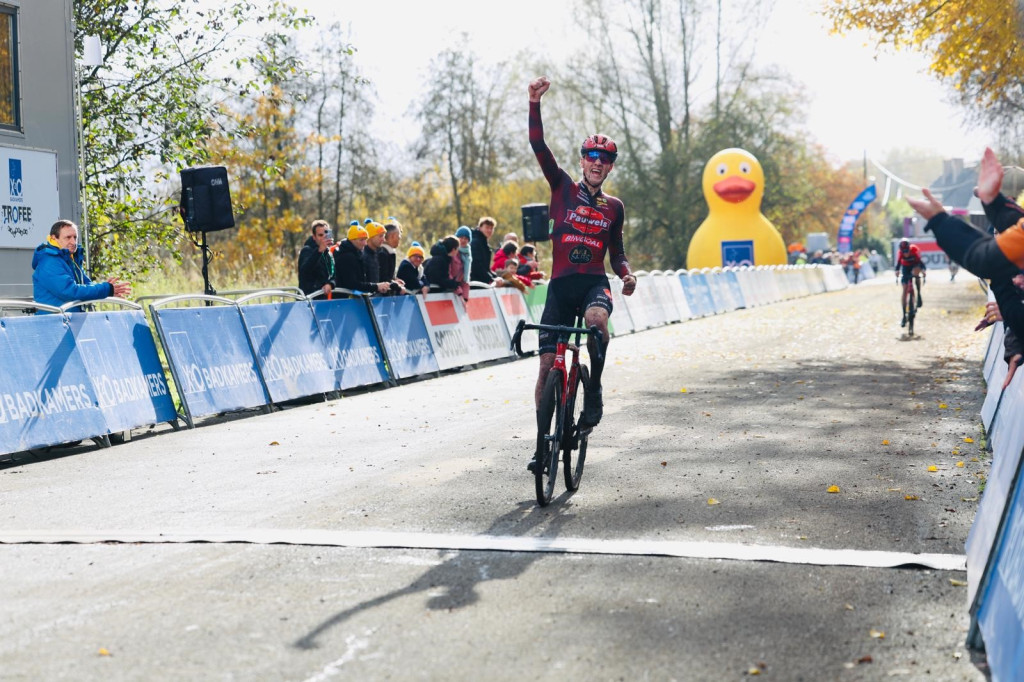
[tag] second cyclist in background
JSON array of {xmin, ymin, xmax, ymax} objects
[
  {"xmin": 527, "ymin": 76, "xmax": 636, "ymax": 463},
  {"xmin": 896, "ymin": 238, "xmax": 926, "ymax": 327}
]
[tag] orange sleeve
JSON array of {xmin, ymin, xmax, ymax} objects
[{"xmin": 994, "ymin": 218, "xmax": 1024, "ymax": 268}]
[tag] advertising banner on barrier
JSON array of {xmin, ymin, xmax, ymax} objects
[
  {"xmin": 650, "ymin": 274, "xmax": 682, "ymax": 323},
  {"xmin": 974, "ymin": 415, "xmax": 1024, "ymax": 680},
  {"xmin": 677, "ymin": 273, "xmax": 702, "ymax": 317},
  {"xmin": 240, "ymin": 301, "xmax": 338, "ymax": 402},
  {"xmin": 464, "ymin": 289, "xmax": 514, "ymax": 363},
  {"xmin": 967, "ymin": 375, "xmax": 1024, "ymax": 609},
  {"xmin": 67, "ymin": 311, "xmax": 176, "ymax": 433},
  {"xmin": 418, "ymin": 294, "xmax": 477, "ymax": 370},
  {"xmin": 370, "ymin": 296, "xmax": 439, "ymax": 379},
  {"xmin": 495, "ymin": 288, "xmax": 537, "ymax": 353},
  {"xmin": 723, "ymin": 270, "xmax": 746, "ymax": 309},
  {"xmin": 524, "ymin": 283, "xmax": 548, "ymax": 324},
  {"xmin": 153, "ymin": 305, "xmax": 269, "ymax": 421},
  {"xmin": 312, "ymin": 298, "xmax": 390, "ymax": 390},
  {"xmin": 661, "ymin": 272, "xmax": 693, "ymax": 321},
  {"xmin": 622, "ymin": 275, "xmax": 654, "ymax": 330},
  {"xmin": 607, "ymin": 277, "xmax": 635, "ymax": 336},
  {"xmin": 0, "ymin": 314, "xmax": 109, "ymax": 454},
  {"xmin": 689, "ymin": 273, "xmax": 717, "ymax": 317}
]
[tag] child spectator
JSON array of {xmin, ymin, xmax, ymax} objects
[
  {"xmin": 492, "ymin": 240, "xmax": 518, "ymax": 271},
  {"xmin": 495, "ymin": 258, "xmax": 531, "ymax": 292},
  {"xmin": 517, "ymin": 244, "xmax": 546, "ymax": 280}
]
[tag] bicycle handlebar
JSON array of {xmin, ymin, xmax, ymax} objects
[{"xmin": 510, "ymin": 319, "xmax": 605, "ymax": 361}]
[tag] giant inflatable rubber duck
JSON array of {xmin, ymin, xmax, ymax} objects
[{"xmin": 686, "ymin": 148, "xmax": 787, "ymax": 269}]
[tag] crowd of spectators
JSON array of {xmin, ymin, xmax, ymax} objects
[{"xmin": 296, "ymin": 215, "xmax": 546, "ymax": 300}]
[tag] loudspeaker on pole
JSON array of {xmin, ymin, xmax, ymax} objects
[
  {"xmin": 179, "ymin": 166, "xmax": 235, "ymax": 233},
  {"xmin": 521, "ymin": 203, "xmax": 550, "ymax": 242}
]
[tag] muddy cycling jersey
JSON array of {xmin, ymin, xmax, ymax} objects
[{"xmin": 529, "ymin": 101, "xmax": 630, "ymax": 281}]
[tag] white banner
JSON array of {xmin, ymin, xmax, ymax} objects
[{"xmin": 0, "ymin": 146, "xmax": 60, "ymax": 249}]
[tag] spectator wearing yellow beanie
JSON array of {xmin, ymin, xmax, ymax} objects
[{"xmin": 397, "ymin": 244, "xmax": 429, "ymax": 295}]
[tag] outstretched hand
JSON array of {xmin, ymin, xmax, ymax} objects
[
  {"xmin": 108, "ymin": 277, "xmax": 132, "ymax": 298},
  {"xmin": 528, "ymin": 77, "xmax": 550, "ymax": 102},
  {"xmin": 975, "ymin": 147, "xmax": 1003, "ymax": 204},
  {"xmin": 1004, "ymin": 354, "xmax": 1022, "ymax": 389},
  {"xmin": 906, "ymin": 188, "xmax": 946, "ymax": 220}
]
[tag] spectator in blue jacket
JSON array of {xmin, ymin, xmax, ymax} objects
[{"xmin": 31, "ymin": 219, "xmax": 131, "ymax": 313}]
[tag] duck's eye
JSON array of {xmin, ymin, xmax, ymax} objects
[
  {"xmin": 739, "ymin": 162, "xmax": 751, "ymax": 174},
  {"xmin": 716, "ymin": 163, "xmax": 728, "ymax": 176}
]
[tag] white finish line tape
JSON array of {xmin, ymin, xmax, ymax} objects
[{"xmin": 0, "ymin": 529, "xmax": 966, "ymax": 571}]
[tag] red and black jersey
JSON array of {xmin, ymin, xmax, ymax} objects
[
  {"xmin": 529, "ymin": 101, "xmax": 630, "ymax": 281},
  {"xmin": 896, "ymin": 244, "xmax": 925, "ymax": 269}
]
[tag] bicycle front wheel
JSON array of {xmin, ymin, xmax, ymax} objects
[
  {"xmin": 535, "ymin": 370, "xmax": 563, "ymax": 506},
  {"xmin": 908, "ymin": 296, "xmax": 917, "ymax": 336},
  {"xmin": 563, "ymin": 365, "xmax": 589, "ymax": 492}
]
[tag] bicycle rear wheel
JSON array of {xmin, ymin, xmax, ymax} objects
[
  {"xmin": 562, "ymin": 365, "xmax": 589, "ymax": 491},
  {"xmin": 535, "ymin": 371, "xmax": 562, "ymax": 506}
]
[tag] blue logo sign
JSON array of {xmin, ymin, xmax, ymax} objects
[
  {"xmin": 8, "ymin": 158, "xmax": 22, "ymax": 199},
  {"xmin": 722, "ymin": 240, "xmax": 754, "ymax": 267}
]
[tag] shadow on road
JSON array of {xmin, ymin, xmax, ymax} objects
[{"xmin": 292, "ymin": 500, "xmax": 576, "ymax": 650}]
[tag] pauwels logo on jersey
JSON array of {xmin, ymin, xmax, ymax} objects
[{"xmin": 564, "ymin": 205, "xmax": 610, "ymax": 236}]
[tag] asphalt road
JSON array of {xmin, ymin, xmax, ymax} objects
[{"xmin": 0, "ymin": 273, "xmax": 995, "ymax": 681}]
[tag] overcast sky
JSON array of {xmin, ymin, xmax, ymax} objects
[{"xmin": 277, "ymin": 0, "xmax": 995, "ymax": 168}]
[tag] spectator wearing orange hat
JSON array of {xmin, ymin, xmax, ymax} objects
[
  {"xmin": 397, "ymin": 245, "xmax": 429, "ymax": 295},
  {"xmin": 332, "ymin": 224, "xmax": 391, "ymax": 295},
  {"xmin": 361, "ymin": 221, "xmax": 403, "ymax": 294}
]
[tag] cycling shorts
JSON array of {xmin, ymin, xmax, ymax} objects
[
  {"xmin": 900, "ymin": 264, "xmax": 922, "ymax": 284},
  {"xmin": 538, "ymin": 274, "xmax": 613, "ymax": 355}
]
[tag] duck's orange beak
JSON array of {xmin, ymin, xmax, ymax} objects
[{"xmin": 713, "ymin": 176, "xmax": 756, "ymax": 203}]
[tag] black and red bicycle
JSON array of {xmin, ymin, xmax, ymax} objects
[{"xmin": 511, "ymin": 317, "xmax": 603, "ymax": 506}]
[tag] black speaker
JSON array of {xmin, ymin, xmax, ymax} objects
[
  {"xmin": 179, "ymin": 166, "xmax": 235, "ymax": 232},
  {"xmin": 521, "ymin": 203, "xmax": 550, "ymax": 242}
]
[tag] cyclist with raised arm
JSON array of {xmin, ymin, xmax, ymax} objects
[
  {"xmin": 895, "ymin": 238, "xmax": 926, "ymax": 327},
  {"xmin": 527, "ymin": 76, "xmax": 636, "ymax": 471}
]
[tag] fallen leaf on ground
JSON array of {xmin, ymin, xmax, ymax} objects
[
  {"xmin": 98, "ymin": 648, "xmax": 111, "ymax": 656},
  {"xmin": 939, "ymin": 404, "xmax": 948, "ymax": 409},
  {"xmin": 964, "ymin": 437, "xmax": 974, "ymax": 443},
  {"xmin": 869, "ymin": 629, "xmax": 885, "ymax": 639},
  {"xmin": 949, "ymin": 578, "xmax": 968, "ymax": 587},
  {"xmin": 827, "ymin": 485, "xmax": 840, "ymax": 493},
  {"xmin": 857, "ymin": 655, "xmax": 873, "ymax": 664},
  {"xmin": 927, "ymin": 465, "xmax": 939, "ymax": 472},
  {"xmin": 956, "ymin": 461, "xmax": 965, "ymax": 468},
  {"xmin": 904, "ymin": 495, "xmax": 919, "ymax": 501},
  {"xmin": 845, "ymin": 603, "xmax": 855, "ymax": 610},
  {"xmin": 269, "ymin": 441, "xmax": 280, "ymax": 446},
  {"xmin": 707, "ymin": 498, "xmax": 720, "ymax": 506},
  {"xmin": 680, "ymin": 387, "xmax": 688, "ymax": 393},
  {"xmin": 660, "ymin": 461, "xmax": 667, "ymax": 467},
  {"xmin": 882, "ymin": 440, "xmax": 890, "ymax": 445}
]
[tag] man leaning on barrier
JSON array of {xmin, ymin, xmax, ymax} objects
[
  {"xmin": 31, "ymin": 219, "xmax": 131, "ymax": 313},
  {"xmin": 297, "ymin": 219, "xmax": 336, "ymax": 297}
]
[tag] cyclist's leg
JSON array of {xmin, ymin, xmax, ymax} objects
[
  {"xmin": 579, "ymin": 280, "xmax": 613, "ymax": 427},
  {"xmin": 535, "ymin": 282, "xmax": 567, "ymax": 408}
]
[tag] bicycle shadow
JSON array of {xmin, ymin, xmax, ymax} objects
[{"xmin": 292, "ymin": 499, "xmax": 576, "ymax": 650}]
